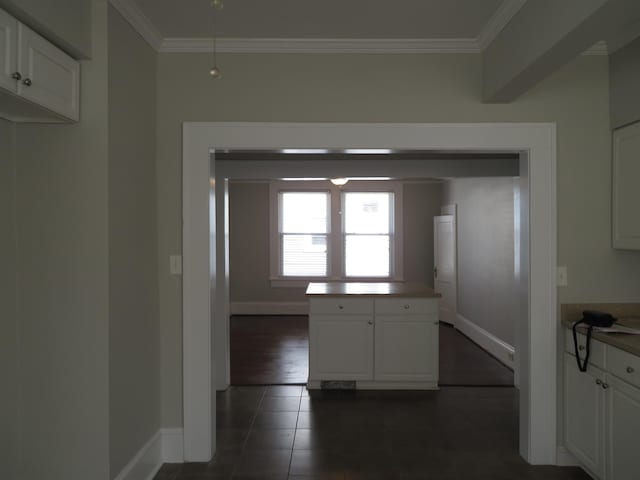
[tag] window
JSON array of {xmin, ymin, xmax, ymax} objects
[{"xmin": 270, "ymin": 181, "xmax": 403, "ymax": 284}]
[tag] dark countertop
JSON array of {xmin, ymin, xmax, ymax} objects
[
  {"xmin": 306, "ymin": 282, "xmax": 441, "ymax": 298},
  {"xmin": 561, "ymin": 303, "xmax": 640, "ymax": 357}
]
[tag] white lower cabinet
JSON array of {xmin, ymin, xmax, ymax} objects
[
  {"xmin": 308, "ymin": 296, "xmax": 439, "ymax": 389},
  {"xmin": 564, "ymin": 335, "xmax": 640, "ymax": 480}
]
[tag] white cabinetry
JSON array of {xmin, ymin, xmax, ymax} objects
[
  {"xmin": 0, "ymin": 8, "xmax": 79, "ymax": 122},
  {"xmin": 564, "ymin": 332, "xmax": 640, "ymax": 479},
  {"xmin": 612, "ymin": 122, "xmax": 640, "ymax": 249},
  {"xmin": 308, "ymin": 296, "xmax": 439, "ymax": 389}
]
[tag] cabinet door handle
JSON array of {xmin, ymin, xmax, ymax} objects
[
  {"xmin": 403, "ymin": 305, "xmax": 410, "ymax": 309},
  {"xmin": 23, "ymin": 78, "xmax": 32, "ymax": 86},
  {"xmin": 12, "ymin": 72, "xmax": 22, "ymax": 80},
  {"xmin": 602, "ymin": 383, "xmax": 609, "ymax": 390},
  {"xmin": 627, "ymin": 366, "xmax": 635, "ymax": 374},
  {"xmin": 595, "ymin": 379, "xmax": 602, "ymax": 385},
  {"xmin": 578, "ymin": 345, "xmax": 585, "ymax": 351},
  {"xmin": 338, "ymin": 305, "xmax": 343, "ymax": 310},
  {"xmin": 367, "ymin": 321, "xmax": 373, "ymax": 325}
]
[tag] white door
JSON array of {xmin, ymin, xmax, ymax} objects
[{"xmin": 434, "ymin": 215, "xmax": 456, "ymax": 326}]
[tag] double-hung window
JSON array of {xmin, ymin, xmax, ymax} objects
[{"xmin": 270, "ymin": 181, "xmax": 402, "ymax": 284}]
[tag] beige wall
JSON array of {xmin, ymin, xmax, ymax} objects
[
  {"xmin": 443, "ymin": 178, "xmax": 517, "ymax": 345},
  {"xmin": 0, "ymin": 119, "xmax": 18, "ymax": 478},
  {"xmin": 10, "ymin": 2, "xmax": 110, "ymax": 479},
  {"xmin": 609, "ymin": 36, "xmax": 640, "ymax": 129},
  {"xmin": 107, "ymin": 5, "xmax": 160, "ymax": 477},
  {"xmin": 157, "ymin": 52, "xmax": 640, "ymax": 427},
  {"xmin": 0, "ymin": 0, "xmax": 92, "ymax": 57},
  {"xmin": 228, "ymin": 181, "xmax": 442, "ymax": 305}
]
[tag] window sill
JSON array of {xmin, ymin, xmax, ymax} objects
[{"xmin": 269, "ymin": 276, "xmax": 404, "ymax": 288}]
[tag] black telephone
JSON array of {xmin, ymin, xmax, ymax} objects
[{"xmin": 572, "ymin": 310, "xmax": 617, "ymax": 372}]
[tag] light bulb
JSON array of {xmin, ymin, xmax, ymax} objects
[
  {"xmin": 209, "ymin": 66, "xmax": 222, "ymax": 79},
  {"xmin": 212, "ymin": 0, "xmax": 224, "ymax": 9},
  {"xmin": 330, "ymin": 178, "xmax": 349, "ymax": 186}
]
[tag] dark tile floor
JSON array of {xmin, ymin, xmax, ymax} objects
[{"xmin": 154, "ymin": 386, "xmax": 591, "ymax": 480}]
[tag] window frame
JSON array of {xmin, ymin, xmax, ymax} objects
[{"xmin": 269, "ymin": 180, "xmax": 403, "ymax": 287}]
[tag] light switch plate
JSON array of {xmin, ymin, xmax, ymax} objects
[
  {"xmin": 557, "ymin": 266, "xmax": 568, "ymax": 287},
  {"xmin": 170, "ymin": 255, "xmax": 183, "ymax": 275}
]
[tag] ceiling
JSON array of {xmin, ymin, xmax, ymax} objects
[{"xmin": 130, "ymin": 0, "xmax": 508, "ymax": 41}]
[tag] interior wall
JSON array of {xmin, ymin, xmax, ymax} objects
[
  {"xmin": 0, "ymin": 0, "xmax": 92, "ymax": 58},
  {"xmin": 609, "ymin": 36, "xmax": 640, "ymax": 129},
  {"xmin": 107, "ymin": 5, "xmax": 160, "ymax": 477},
  {"xmin": 11, "ymin": 2, "xmax": 110, "ymax": 479},
  {"xmin": 0, "ymin": 119, "xmax": 18, "ymax": 479},
  {"xmin": 228, "ymin": 180, "xmax": 442, "ymax": 305},
  {"xmin": 442, "ymin": 177, "xmax": 516, "ymax": 346},
  {"xmin": 157, "ymin": 52, "xmax": 640, "ymax": 427}
]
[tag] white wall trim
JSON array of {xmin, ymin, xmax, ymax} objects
[
  {"xmin": 112, "ymin": 429, "xmax": 185, "ymax": 480},
  {"xmin": 556, "ymin": 446, "xmax": 579, "ymax": 466},
  {"xmin": 160, "ymin": 37, "xmax": 481, "ymax": 54},
  {"xmin": 108, "ymin": 0, "xmax": 163, "ymax": 50},
  {"xmin": 456, "ymin": 313, "xmax": 515, "ymax": 371},
  {"xmin": 583, "ymin": 41, "xmax": 608, "ymax": 56},
  {"xmin": 230, "ymin": 302, "xmax": 309, "ymax": 316},
  {"xmin": 161, "ymin": 428, "xmax": 185, "ymax": 463},
  {"xmin": 183, "ymin": 122, "xmax": 557, "ymax": 465},
  {"xmin": 112, "ymin": 431, "xmax": 162, "ymax": 480},
  {"xmin": 477, "ymin": 0, "xmax": 528, "ymax": 50}
]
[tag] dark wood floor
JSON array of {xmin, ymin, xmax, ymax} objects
[{"xmin": 230, "ymin": 316, "xmax": 513, "ymax": 386}]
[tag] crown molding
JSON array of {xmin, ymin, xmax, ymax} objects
[
  {"xmin": 108, "ymin": 0, "xmax": 163, "ymax": 50},
  {"xmin": 582, "ymin": 41, "xmax": 608, "ymax": 56},
  {"xmin": 159, "ymin": 37, "xmax": 481, "ymax": 54},
  {"xmin": 477, "ymin": 0, "xmax": 527, "ymax": 50}
]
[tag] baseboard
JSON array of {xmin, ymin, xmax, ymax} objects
[
  {"xmin": 161, "ymin": 428, "xmax": 184, "ymax": 463},
  {"xmin": 456, "ymin": 313, "xmax": 515, "ymax": 370},
  {"xmin": 113, "ymin": 429, "xmax": 184, "ymax": 480},
  {"xmin": 113, "ymin": 431, "xmax": 162, "ymax": 480},
  {"xmin": 230, "ymin": 302, "xmax": 308, "ymax": 315},
  {"xmin": 556, "ymin": 446, "xmax": 579, "ymax": 466}
]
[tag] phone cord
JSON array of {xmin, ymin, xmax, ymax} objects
[{"xmin": 572, "ymin": 319, "xmax": 593, "ymax": 372}]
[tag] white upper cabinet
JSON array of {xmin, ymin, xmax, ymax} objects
[
  {"xmin": 612, "ymin": 121, "xmax": 640, "ymax": 249},
  {"xmin": 0, "ymin": 8, "xmax": 79, "ymax": 122}
]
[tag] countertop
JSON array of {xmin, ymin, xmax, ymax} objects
[
  {"xmin": 561, "ymin": 303, "xmax": 640, "ymax": 357},
  {"xmin": 306, "ymin": 282, "xmax": 441, "ymax": 298}
]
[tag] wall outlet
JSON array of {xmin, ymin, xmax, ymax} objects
[
  {"xmin": 556, "ymin": 266, "xmax": 568, "ymax": 287},
  {"xmin": 170, "ymin": 255, "xmax": 183, "ymax": 275}
]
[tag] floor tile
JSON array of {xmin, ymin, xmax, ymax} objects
[
  {"xmin": 244, "ymin": 428, "xmax": 295, "ymax": 450},
  {"xmin": 253, "ymin": 411, "xmax": 299, "ymax": 429},
  {"xmin": 266, "ymin": 385, "xmax": 304, "ymax": 397},
  {"xmin": 233, "ymin": 450, "xmax": 293, "ymax": 476},
  {"xmin": 260, "ymin": 396, "xmax": 302, "ymax": 412}
]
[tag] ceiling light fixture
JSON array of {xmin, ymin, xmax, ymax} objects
[
  {"xmin": 330, "ymin": 178, "xmax": 349, "ymax": 186},
  {"xmin": 343, "ymin": 148, "xmax": 393, "ymax": 154},
  {"xmin": 209, "ymin": 0, "xmax": 223, "ymax": 79}
]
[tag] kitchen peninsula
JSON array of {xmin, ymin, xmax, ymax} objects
[{"xmin": 306, "ymin": 282, "xmax": 441, "ymax": 390}]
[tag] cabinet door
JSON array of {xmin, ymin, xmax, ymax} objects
[
  {"xmin": 309, "ymin": 315, "xmax": 373, "ymax": 381},
  {"xmin": 607, "ymin": 376, "xmax": 640, "ymax": 480},
  {"xmin": 17, "ymin": 23, "xmax": 79, "ymax": 120},
  {"xmin": 563, "ymin": 354, "xmax": 606, "ymax": 479},
  {"xmin": 0, "ymin": 8, "xmax": 17, "ymax": 92},
  {"xmin": 612, "ymin": 122, "xmax": 640, "ymax": 250},
  {"xmin": 374, "ymin": 314, "xmax": 438, "ymax": 382}
]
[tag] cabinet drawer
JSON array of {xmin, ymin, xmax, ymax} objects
[
  {"xmin": 375, "ymin": 298, "xmax": 438, "ymax": 315},
  {"xmin": 565, "ymin": 330, "xmax": 606, "ymax": 369},
  {"xmin": 608, "ymin": 347, "xmax": 640, "ymax": 388},
  {"xmin": 309, "ymin": 298, "xmax": 373, "ymax": 315}
]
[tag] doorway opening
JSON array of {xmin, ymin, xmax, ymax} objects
[{"xmin": 182, "ymin": 122, "xmax": 557, "ymax": 465}]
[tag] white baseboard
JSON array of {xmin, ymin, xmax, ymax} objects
[
  {"xmin": 230, "ymin": 302, "xmax": 308, "ymax": 315},
  {"xmin": 456, "ymin": 313, "xmax": 515, "ymax": 371},
  {"xmin": 556, "ymin": 446, "xmax": 579, "ymax": 466},
  {"xmin": 161, "ymin": 428, "xmax": 184, "ymax": 463},
  {"xmin": 113, "ymin": 429, "xmax": 184, "ymax": 480}
]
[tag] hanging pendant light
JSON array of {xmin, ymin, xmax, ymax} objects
[{"xmin": 209, "ymin": 0, "xmax": 223, "ymax": 79}]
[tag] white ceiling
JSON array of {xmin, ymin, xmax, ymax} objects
[{"xmin": 130, "ymin": 0, "xmax": 506, "ymax": 40}]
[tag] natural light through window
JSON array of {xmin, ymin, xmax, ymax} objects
[
  {"xmin": 344, "ymin": 192, "xmax": 392, "ymax": 277},
  {"xmin": 280, "ymin": 192, "xmax": 329, "ymax": 276}
]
